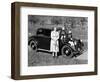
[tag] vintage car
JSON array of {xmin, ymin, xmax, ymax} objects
[{"xmin": 28, "ymin": 28, "xmax": 84, "ymax": 58}]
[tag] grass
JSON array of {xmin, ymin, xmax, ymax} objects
[{"xmin": 28, "ymin": 44, "xmax": 87, "ymax": 66}]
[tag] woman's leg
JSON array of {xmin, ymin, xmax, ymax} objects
[
  {"xmin": 55, "ymin": 52, "xmax": 58, "ymax": 57},
  {"xmin": 52, "ymin": 52, "xmax": 55, "ymax": 57}
]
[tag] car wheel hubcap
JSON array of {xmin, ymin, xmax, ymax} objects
[{"xmin": 65, "ymin": 50, "xmax": 69, "ymax": 54}]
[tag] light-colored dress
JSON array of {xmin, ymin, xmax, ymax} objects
[{"xmin": 50, "ymin": 31, "xmax": 59, "ymax": 52}]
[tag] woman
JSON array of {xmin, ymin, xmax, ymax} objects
[
  {"xmin": 50, "ymin": 27, "xmax": 59, "ymax": 57},
  {"xmin": 60, "ymin": 27, "xmax": 67, "ymax": 43}
]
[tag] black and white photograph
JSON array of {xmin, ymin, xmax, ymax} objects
[
  {"xmin": 28, "ymin": 15, "xmax": 88, "ymax": 66},
  {"xmin": 11, "ymin": 2, "xmax": 97, "ymax": 79}
]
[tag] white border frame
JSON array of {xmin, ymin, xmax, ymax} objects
[{"xmin": 20, "ymin": 7, "xmax": 95, "ymax": 75}]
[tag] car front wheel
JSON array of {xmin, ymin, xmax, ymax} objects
[{"xmin": 61, "ymin": 45, "xmax": 73, "ymax": 58}]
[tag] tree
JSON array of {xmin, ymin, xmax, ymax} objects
[
  {"xmin": 28, "ymin": 16, "xmax": 39, "ymax": 25},
  {"xmin": 51, "ymin": 17, "xmax": 62, "ymax": 25}
]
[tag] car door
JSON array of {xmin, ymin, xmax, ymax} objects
[{"xmin": 36, "ymin": 36, "xmax": 51, "ymax": 50}]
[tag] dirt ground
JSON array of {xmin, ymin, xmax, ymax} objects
[{"xmin": 28, "ymin": 44, "xmax": 88, "ymax": 66}]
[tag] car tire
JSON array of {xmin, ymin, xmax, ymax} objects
[
  {"xmin": 29, "ymin": 40, "xmax": 37, "ymax": 50},
  {"xmin": 61, "ymin": 45, "xmax": 73, "ymax": 58}
]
